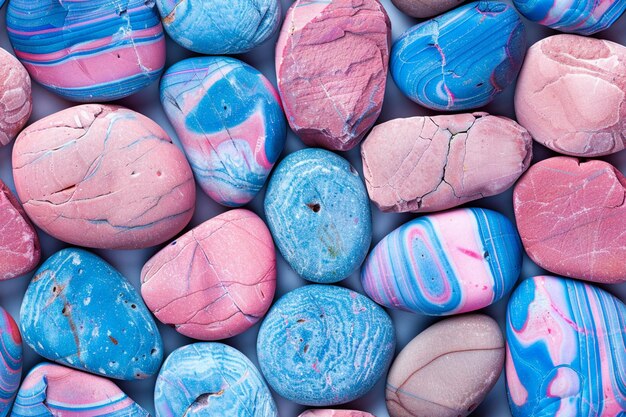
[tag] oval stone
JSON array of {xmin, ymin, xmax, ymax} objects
[
  {"xmin": 506, "ymin": 275, "xmax": 626, "ymax": 416},
  {"xmin": 257, "ymin": 285, "xmax": 395, "ymax": 406},
  {"xmin": 391, "ymin": 0, "xmax": 466, "ymax": 18},
  {"xmin": 141, "ymin": 209, "xmax": 276, "ymax": 341},
  {"xmin": 0, "ymin": 180, "xmax": 40, "ymax": 280},
  {"xmin": 514, "ymin": 156, "xmax": 626, "ymax": 284},
  {"xmin": 0, "ymin": 307, "xmax": 22, "ymax": 415},
  {"xmin": 361, "ymin": 113, "xmax": 532, "ymax": 213},
  {"xmin": 300, "ymin": 411, "xmax": 375, "ymax": 417},
  {"xmin": 12, "ymin": 363, "xmax": 149, "ymax": 416},
  {"xmin": 155, "ymin": 343, "xmax": 277, "ymax": 417},
  {"xmin": 276, "ymin": 0, "xmax": 391, "ymax": 151},
  {"xmin": 264, "ymin": 148, "xmax": 372, "ymax": 283},
  {"xmin": 391, "ymin": 1, "xmax": 526, "ymax": 111},
  {"xmin": 515, "ymin": 34, "xmax": 626, "ymax": 157},
  {"xmin": 156, "ymin": 0, "xmax": 281, "ymax": 55},
  {"xmin": 361, "ymin": 207, "xmax": 522, "ymax": 315},
  {"xmin": 0, "ymin": 47, "xmax": 31, "ymax": 147},
  {"xmin": 387, "ymin": 314, "xmax": 504, "ymax": 417},
  {"xmin": 20, "ymin": 248, "xmax": 163, "ymax": 380},
  {"xmin": 160, "ymin": 56, "xmax": 286, "ymax": 207},
  {"xmin": 12, "ymin": 104, "xmax": 195, "ymax": 250}
]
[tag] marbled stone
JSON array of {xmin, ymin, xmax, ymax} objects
[
  {"xmin": 141, "ymin": 209, "xmax": 276, "ymax": 341},
  {"xmin": 0, "ymin": 180, "xmax": 40, "ymax": 281},
  {"xmin": 361, "ymin": 113, "xmax": 532, "ymax": 213},
  {"xmin": 391, "ymin": 0, "xmax": 466, "ymax": 18},
  {"xmin": 299, "ymin": 411, "xmax": 375, "ymax": 417},
  {"xmin": 12, "ymin": 104, "xmax": 195, "ymax": 250},
  {"xmin": 391, "ymin": 1, "xmax": 526, "ymax": 111},
  {"xmin": 276, "ymin": 0, "xmax": 391, "ymax": 151},
  {"xmin": 12, "ymin": 363, "xmax": 149, "ymax": 417},
  {"xmin": 156, "ymin": 0, "xmax": 281, "ymax": 55},
  {"xmin": 506, "ymin": 275, "xmax": 626, "ymax": 416},
  {"xmin": 515, "ymin": 34, "xmax": 626, "ymax": 157},
  {"xmin": 264, "ymin": 148, "xmax": 372, "ymax": 283},
  {"xmin": 20, "ymin": 248, "xmax": 163, "ymax": 380},
  {"xmin": 257, "ymin": 285, "xmax": 395, "ymax": 406},
  {"xmin": 0, "ymin": 47, "xmax": 31, "ymax": 147},
  {"xmin": 0, "ymin": 307, "xmax": 21, "ymax": 416},
  {"xmin": 387, "ymin": 314, "xmax": 504, "ymax": 417},
  {"xmin": 160, "ymin": 56, "xmax": 286, "ymax": 207},
  {"xmin": 361, "ymin": 207, "xmax": 522, "ymax": 316},
  {"xmin": 514, "ymin": 156, "xmax": 626, "ymax": 284},
  {"xmin": 6, "ymin": 0, "xmax": 165, "ymax": 102},
  {"xmin": 154, "ymin": 343, "xmax": 277, "ymax": 417}
]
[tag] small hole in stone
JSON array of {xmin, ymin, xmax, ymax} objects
[
  {"xmin": 171, "ymin": 241, "xmax": 177, "ymax": 246},
  {"xmin": 306, "ymin": 203, "xmax": 321, "ymax": 213},
  {"xmin": 483, "ymin": 251, "xmax": 490, "ymax": 260},
  {"xmin": 62, "ymin": 305, "xmax": 69, "ymax": 315},
  {"xmin": 151, "ymin": 348, "xmax": 157, "ymax": 355},
  {"xmin": 156, "ymin": 171, "xmax": 162, "ymax": 177},
  {"xmin": 117, "ymin": 54, "xmax": 121, "ymax": 59},
  {"xmin": 52, "ymin": 286, "xmax": 57, "ymax": 293},
  {"xmin": 303, "ymin": 344, "xmax": 309, "ymax": 353},
  {"xmin": 130, "ymin": 304, "xmax": 137, "ymax": 309},
  {"xmin": 223, "ymin": 105, "xmax": 227, "ymax": 110},
  {"xmin": 297, "ymin": 319, "xmax": 306, "ymax": 323},
  {"xmin": 476, "ymin": 82, "xmax": 484, "ymax": 87}
]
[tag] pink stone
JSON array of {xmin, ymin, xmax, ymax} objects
[
  {"xmin": 0, "ymin": 48, "xmax": 32, "ymax": 147},
  {"xmin": 299, "ymin": 411, "xmax": 375, "ymax": 417},
  {"xmin": 515, "ymin": 34, "xmax": 626, "ymax": 157},
  {"xmin": 391, "ymin": 0, "xmax": 466, "ymax": 18},
  {"xmin": 276, "ymin": 0, "xmax": 391, "ymax": 151},
  {"xmin": 514, "ymin": 156, "xmax": 626, "ymax": 284},
  {"xmin": 0, "ymin": 180, "xmax": 40, "ymax": 280},
  {"xmin": 141, "ymin": 209, "xmax": 276, "ymax": 340},
  {"xmin": 361, "ymin": 113, "xmax": 532, "ymax": 213}
]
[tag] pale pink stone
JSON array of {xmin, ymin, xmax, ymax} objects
[
  {"xmin": 141, "ymin": 209, "xmax": 276, "ymax": 340},
  {"xmin": 361, "ymin": 113, "xmax": 532, "ymax": 213},
  {"xmin": 0, "ymin": 48, "xmax": 32, "ymax": 147},
  {"xmin": 299, "ymin": 411, "xmax": 375, "ymax": 417},
  {"xmin": 515, "ymin": 34, "xmax": 626, "ymax": 157},
  {"xmin": 391, "ymin": 0, "xmax": 465, "ymax": 18}
]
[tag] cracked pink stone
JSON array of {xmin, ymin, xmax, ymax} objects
[
  {"xmin": 12, "ymin": 104, "xmax": 196, "ymax": 250},
  {"xmin": 141, "ymin": 209, "xmax": 276, "ymax": 340},
  {"xmin": 514, "ymin": 156, "xmax": 626, "ymax": 284},
  {"xmin": 0, "ymin": 47, "xmax": 31, "ymax": 147},
  {"xmin": 276, "ymin": 0, "xmax": 391, "ymax": 151},
  {"xmin": 361, "ymin": 113, "xmax": 532, "ymax": 213},
  {"xmin": 0, "ymin": 180, "xmax": 40, "ymax": 280},
  {"xmin": 515, "ymin": 34, "xmax": 626, "ymax": 157},
  {"xmin": 299, "ymin": 411, "xmax": 375, "ymax": 417}
]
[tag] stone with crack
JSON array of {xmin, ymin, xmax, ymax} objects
[
  {"xmin": 0, "ymin": 307, "xmax": 22, "ymax": 415},
  {"xmin": 361, "ymin": 112, "xmax": 532, "ymax": 213},
  {"xmin": 391, "ymin": 1, "xmax": 526, "ymax": 111},
  {"xmin": 299, "ymin": 411, "xmax": 375, "ymax": 417},
  {"xmin": 386, "ymin": 314, "xmax": 504, "ymax": 417},
  {"xmin": 141, "ymin": 209, "xmax": 276, "ymax": 341},
  {"xmin": 160, "ymin": 56, "xmax": 286, "ymax": 207},
  {"xmin": 0, "ymin": 47, "xmax": 31, "ymax": 147},
  {"xmin": 513, "ymin": 156, "xmax": 626, "ymax": 283},
  {"xmin": 515, "ymin": 34, "xmax": 626, "ymax": 157},
  {"xmin": 12, "ymin": 104, "xmax": 196, "ymax": 250},
  {"xmin": 6, "ymin": 0, "xmax": 165, "ymax": 102},
  {"xmin": 276, "ymin": 0, "xmax": 391, "ymax": 151},
  {"xmin": 20, "ymin": 248, "xmax": 163, "ymax": 380},
  {"xmin": 154, "ymin": 342, "xmax": 277, "ymax": 417},
  {"xmin": 391, "ymin": 0, "xmax": 466, "ymax": 18}
]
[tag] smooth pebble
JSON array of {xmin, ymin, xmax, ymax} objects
[
  {"xmin": 299, "ymin": 411, "xmax": 375, "ymax": 417},
  {"xmin": 0, "ymin": 47, "xmax": 31, "ymax": 147},
  {"xmin": 0, "ymin": 307, "xmax": 21, "ymax": 416},
  {"xmin": 391, "ymin": 0, "xmax": 466, "ymax": 18}
]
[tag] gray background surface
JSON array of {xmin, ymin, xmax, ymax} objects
[{"xmin": 0, "ymin": 1, "xmax": 625, "ymax": 416}]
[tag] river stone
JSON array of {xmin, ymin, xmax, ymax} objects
[
  {"xmin": 300, "ymin": 411, "xmax": 375, "ymax": 417},
  {"xmin": 0, "ymin": 307, "xmax": 22, "ymax": 415},
  {"xmin": 391, "ymin": 0, "xmax": 466, "ymax": 18},
  {"xmin": 0, "ymin": 47, "xmax": 31, "ymax": 147}
]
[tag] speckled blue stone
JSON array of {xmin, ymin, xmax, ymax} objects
[
  {"xmin": 20, "ymin": 248, "xmax": 163, "ymax": 380},
  {"xmin": 257, "ymin": 285, "xmax": 395, "ymax": 406},
  {"xmin": 264, "ymin": 148, "xmax": 372, "ymax": 283},
  {"xmin": 390, "ymin": 1, "xmax": 526, "ymax": 111},
  {"xmin": 154, "ymin": 343, "xmax": 277, "ymax": 417}
]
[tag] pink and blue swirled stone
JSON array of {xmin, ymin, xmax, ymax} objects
[
  {"xmin": 0, "ymin": 307, "xmax": 21, "ymax": 416},
  {"xmin": 390, "ymin": 1, "xmax": 526, "ymax": 111},
  {"xmin": 6, "ymin": 0, "xmax": 165, "ymax": 102},
  {"xmin": 161, "ymin": 56, "xmax": 286, "ymax": 207},
  {"xmin": 506, "ymin": 275, "xmax": 626, "ymax": 416},
  {"xmin": 361, "ymin": 207, "xmax": 522, "ymax": 316}
]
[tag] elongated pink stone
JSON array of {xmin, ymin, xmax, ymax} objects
[{"xmin": 0, "ymin": 48, "xmax": 31, "ymax": 147}]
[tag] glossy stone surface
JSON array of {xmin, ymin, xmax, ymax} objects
[
  {"xmin": 506, "ymin": 275, "xmax": 626, "ymax": 416},
  {"xmin": 160, "ymin": 56, "xmax": 286, "ymax": 207},
  {"xmin": 515, "ymin": 34, "xmax": 626, "ymax": 157},
  {"xmin": 387, "ymin": 314, "xmax": 504, "ymax": 417},
  {"xmin": 362, "ymin": 207, "xmax": 522, "ymax": 316},
  {"xmin": 514, "ymin": 157, "xmax": 626, "ymax": 284},
  {"xmin": 300, "ymin": 411, "xmax": 375, "ymax": 417},
  {"xmin": 0, "ymin": 47, "xmax": 31, "ymax": 147},
  {"xmin": 6, "ymin": 0, "xmax": 165, "ymax": 102},
  {"xmin": 257, "ymin": 285, "xmax": 395, "ymax": 406},
  {"xmin": 276, "ymin": 0, "xmax": 391, "ymax": 151},
  {"xmin": 20, "ymin": 248, "xmax": 163, "ymax": 380},
  {"xmin": 156, "ymin": 0, "xmax": 281, "ymax": 55},
  {"xmin": 154, "ymin": 343, "xmax": 277, "ymax": 417},
  {"xmin": 12, "ymin": 363, "xmax": 149, "ymax": 416},
  {"xmin": 141, "ymin": 209, "xmax": 276, "ymax": 341},
  {"xmin": 391, "ymin": 0, "xmax": 466, "ymax": 18},
  {"xmin": 0, "ymin": 307, "xmax": 21, "ymax": 416},
  {"xmin": 0, "ymin": 180, "xmax": 40, "ymax": 281},
  {"xmin": 264, "ymin": 148, "xmax": 372, "ymax": 283},
  {"xmin": 361, "ymin": 113, "xmax": 532, "ymax": 213},
  {"xmin": 12, "ymin": 104, "xmax": 195, "ymax": 250},
  {"xmin": 391, "ymin": 1, "xmax": 526, "ymax": 111}
]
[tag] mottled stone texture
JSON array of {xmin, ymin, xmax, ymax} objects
[
  {"xmin": 514, "ymin": 157, "xmax": 626, "ymax": 283},
  {"xmin": 0, "ymin": 48, "xmax": 31, "ymax": 147},
  {"xmin": 515, "ymin": 35, "xmax": 626, "ymax": 157},
  {"xmin": 391, "ymin": 0, "xmax": 465, "ymax": 18}
]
